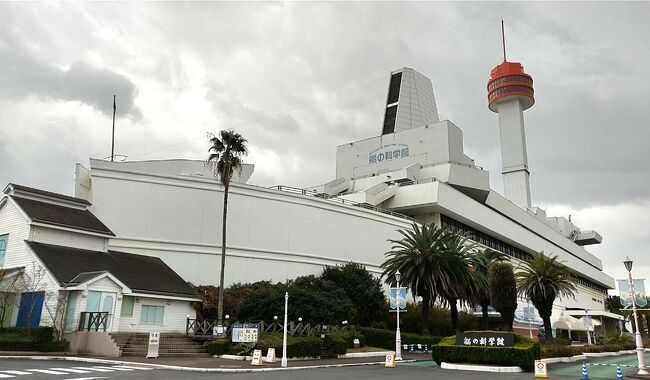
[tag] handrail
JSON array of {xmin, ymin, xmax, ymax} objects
[
  {"xmin": 78, "ymin": 311, "xmax": 109, "ymax": 332},
  {"xmin": 268, "ymin": 185, "xmax": 414, "ymax": 222}
]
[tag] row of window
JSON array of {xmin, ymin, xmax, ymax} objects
[
  {"xmin": 488, "ymin": 85, "xmax": 534, "ymax": 100},
  {"xmin": 120, "ymin": 296, "xmax": 165, "ymax": 325},
  {"xmin": 440, "ymin": 215, "xmax": 608, "ymax": 295},
  {"xmin": 488, "ymin": 75, "xmax": 533, "ymax": 91}
]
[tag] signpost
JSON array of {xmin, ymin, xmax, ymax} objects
[
  {"xmin": 251, "ymin": 349, "xmax": 263, "ymax": 366},
  {"xmin": 266, "ymin": 348, "xmax": 277, "ymax": 363},
  {"xmin": 534, "ymin": 360, "xmax": 548, "ymax": 378},
  {"xmin": 385, "ymin": 352, "xmax": 396, "ymax": 368},
  {"xmin": 146, "ymin": 331, "xmax": 160, "ymax": 358}
]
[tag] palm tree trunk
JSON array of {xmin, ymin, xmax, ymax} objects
[
  {"xmin": 480, "ymin": 301, "xmax": 489, "ymax": 330},
  {"xmin": 217, "ymin": 182, "xmax": 229, "ymax": 325},
  {"xmin": 421, "ymin": 294, "xmax": 431, "ymax": 335},
  {"xmin": 543, "ymin": 316, "xmax": 553, "ymax": 343},
  {"xmin": 449, "ymin": 298, "xmax": 459, "ymax": 332}
]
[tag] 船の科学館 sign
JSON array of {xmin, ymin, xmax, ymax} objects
[{"xmin": 455, "ymin": 332, "xmax": 515, "ymax": 347}]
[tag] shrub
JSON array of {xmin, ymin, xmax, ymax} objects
[
  {"xmin": 322, "ymin": 333, "xmax": 347, "ymax": 357},
  {"xmin": 0, "ymin": 341, "xmax": 68, "ymax": 352},
  {"xmin": 0, "ymin": 327, "xmax": 54, "ymax": 343},
  {"xmin": 251, "ymin": 333, "xmax": 323, "ymax": 358},
  {"xmin": 541, "ymin": 344, "xmax": 580, "ymax": 358},
  {"xmin": 431, "ymin": 333, "xmax": 540, "ymax": 371},
  {"xmin": 359, "ymin": 327, "xmax": 442, "ymax": 350},
  {"xmin": 205, "ymin": 339, "xmax": 232, "ymax": 356}
]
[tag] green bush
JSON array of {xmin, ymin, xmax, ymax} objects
[
  {"xmin": 322, "ymin": 333, "xmax": 347, "ymax": 357},
  {"xmin": 238, "ymin": 333, "xmax": 323, "ymax": 358},
  {"xmin": 205, "ymin": 339, "xmax": 232, "ymax": 356},
  {"xmin": 0, "ymin": 327, "xmax": 54, "ymax": 343},
  {"xmin": 358, "ymin": 327, "xmax": 441, "ymax": 350},
  {"xmin": 541, "ymin": 344, "xmax": 580, "ymax": 358},
  {"xmin": 431, "ymin": 333, "xmax": 540, "ymax": 371},
  {"xmin": 0, "ymin": 340, "xmax": 68, "ymax": 352}
]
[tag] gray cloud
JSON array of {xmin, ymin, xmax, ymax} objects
[{"xmin": 0, "ymin": 49, "xmax": 142, "ymax": 120}]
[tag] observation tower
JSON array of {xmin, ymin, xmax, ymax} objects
[{"xmin": 488, "ymin": 22, "xmax": 535, "ymax": 209}]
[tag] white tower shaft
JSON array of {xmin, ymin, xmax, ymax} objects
[{"xmin": 497, "ymin": 98, "xmax": 531, "ymax": 209}]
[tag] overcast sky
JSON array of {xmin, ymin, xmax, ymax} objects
[{"xmin": 1, "ymin": 2, "xmax": 648, "ymax": 291}]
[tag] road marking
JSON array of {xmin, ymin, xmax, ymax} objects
[
  {"xmin": 0, "ymin": 374, "xmax": 14, "ymax": 378},
  {"xmin": 65, "ymin": 377, "xmax": 109, "ymax": 380},
  {"xmin": 51, "ymin": 367, "xmax": 92, "ymax": 373},
  {"xmin": 71, "ymin": 367, "xmax": 114, "ymax": 372},
  {"xmin": 94, "ymin": 366, "xmax": 133, "ymax": 371},
  {"xmin": 27, "ymin": 368, "xmax": 69, "ymax": 374},
  {"xmin": 119, "ymin": 365, "xmax": 153, "ymax": 370},
  {"xmin": 1, "ymin": 370, "xmax": 31, "ymax": 375}
]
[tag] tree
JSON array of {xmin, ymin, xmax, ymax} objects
[
  {"xmin": 474, "ymin": 248, "xmax": 508, "ymax": 329},
  {"xmin": 381, "ymin": 223, "xmax": 473, "ymax": 335},
  {"xmin": 0, "ymin": 268, "xmax": 22, "ymax": 327},
  {"xmin": 489, "ymin": 261, "xmax": 517, "ymax": 331},
  {"xmin": 321, "ymin": 262, "xmax": 385, "ymax": 326},
  {"xmin": 207, "ymin": 130, "xmax": 248, "ymax": 325},
  {"xmin": 439, "ymin": 230, "xmax": 483, "ymax": 332},
  {"xmin": 516, "ymin": 252, "xmax": 577, "ymax": 342}
]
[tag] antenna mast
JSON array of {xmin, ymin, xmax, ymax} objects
[
  {"xmin": 501, "ymin": 20, "xmax": 507, "ymax": 62},
  {"xmin": 111, "ymin": 94, "xmax": 116, "ymax": 162}
]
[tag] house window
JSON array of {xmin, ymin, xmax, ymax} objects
[
  {"xmin": 121, "ymin": 296, "xmax": 134, "ymax": 317},
  {"xmin": 140, "ymin": 305, "xmax": 164, "ymax": 325},
  {"xmin": 0, "ymin": 235, "xmax": 7, "ymax": 267}
]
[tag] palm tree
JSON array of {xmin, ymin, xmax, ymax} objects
[
  {"xmin": 207, "ymin": 130, "xmax": 248, "ymax": 325},
  {"xmin": 475, "ymin": 248, "xmax": 508, "ymax": 329},
  {"xmin": 516, "ymin": 252, "xmax": 577, "ymax": 342},
  {"xmin": 439, "ymin": 230, "xmax": 483, "ymax": 332},
  {"xmin": 380, "ymin": 223, "xmax": 448, "ymax": 335}
]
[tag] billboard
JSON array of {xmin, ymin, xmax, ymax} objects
[{"xmin": 618, "ymin": 279, "xmax": 647, "ymax": 308}]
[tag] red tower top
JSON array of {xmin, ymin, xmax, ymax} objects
[{"xmin": 487, "ymin": 61, "xmax": 535, "ymax": 112}]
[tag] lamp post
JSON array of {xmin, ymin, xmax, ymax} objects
[
  {"xmin": 624, "ymin": 257, "xmax": 648, "ymax": 375},
  {"xmin": 281, "ymin": 292, "xmax": 288, "ymax": 368},
  {"xmin": 395, "ymin": 270, "xmax": 402, "ymax": 361},
  {"xmin": 585, "ymin": 308, "xmax": 592, "ymax": 345}
]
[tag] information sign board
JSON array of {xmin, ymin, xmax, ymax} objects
[
  {"xmin": 146, "ymin": 331, "xmax": 160, "ymax": 358},
  {"xmin": 251, "ymin": 349, "xmax": 263, "ymax": 366},
  {"xmin": 385, "ymin": 352, "xmax": 396, "ymax": 368},
  {"xmin": 454, "ymin": 332, "xmax": 515, "ymax": 347},
  {"xmin": 232, "ymin": 323, "xmax": 259, "ymax": 343},
  {"xmin": 534, "ymin": 360, "xmax": 548, "ymax": 378}
]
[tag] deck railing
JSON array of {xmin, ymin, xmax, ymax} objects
[{"xmin": 78, "ymin": 312, "xmax": 109, "ymax": 332}]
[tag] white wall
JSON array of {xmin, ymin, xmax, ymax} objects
[
  {"xmin": 118, "ymin": 297, "xmax": 195, "ymax": 333},
  {"xmin": 82, "ymin": 162, "xmax": 413, "ymax": 287},
  {"xmin": 31, "ymin": 226, "xmax": 107, "ymax": 252}
]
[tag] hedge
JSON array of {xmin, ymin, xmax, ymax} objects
[
  {"xmin": 358, "ymin": 327, "xmax": 442, "ymax": 349},
  {"xmin": 431, "ymin": 332, "xmax": 540, "ymax": 371},
  {"xmin": 322, "ymin": 333, "xmax": 347, "ymax": 357},
  {"xmin": 541, "ymin": 343, "xmax": 636, "ymax": 358},
  {"xmin": 207, "ymin": 333, "xmax": 323, "ymax": 358},
  {"xmin": 0, "ymin": 341, "xmax": 69, "ymax": 352},
  {"xmin": 0, "ymin": 327, "xmax": 55, "ymax": 343}
]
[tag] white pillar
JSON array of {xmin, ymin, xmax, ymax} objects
[
  {"xmin": 628, "ymin": 274, "xmax": 648, "ymax": 375},
  {"xmin": 281, "ymin": 292, "xmax": 288, "ymax": 368},
  {"xmin": 395, "ymin": 282, "xmax": 402, "ymax": 361},
  {"xmin": 497, "ymin": 99, "xmax": 532, "ymax": 209}
]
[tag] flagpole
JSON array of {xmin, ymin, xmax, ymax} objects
[{"xmin": 111, "ymin": 94, "xmax": 116, "ymax": 162}]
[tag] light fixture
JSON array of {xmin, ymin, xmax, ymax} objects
[
  {"xmin": 395, "ymin": 270, "xmax": 401, "ymax": 283},
  {"xmin": 624, "ymin": 257, "xmax": 633, "ymax": 272}
]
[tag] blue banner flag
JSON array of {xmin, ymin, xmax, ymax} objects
[
  {"xmin": 389, "ymin": 287, "xmax": 407, "ymax": 310},
  {"xmin": 618, "ymin": 279, "xmax": 647, "ymax": 308}
]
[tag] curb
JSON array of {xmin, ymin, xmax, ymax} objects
[
  {"xmin": 0, "ymin": 355, "xmax": 417, "ymax": 373},
  {"xmin": 441, "ymin": 362, "xmax": 523, "ymax": 373}
]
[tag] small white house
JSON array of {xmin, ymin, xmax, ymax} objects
[{"xmin": 0, "ymin": 184, "xmax": 200, "ymax": 341}]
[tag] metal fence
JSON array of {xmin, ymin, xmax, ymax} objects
[{"xmin": 78, "ymin": 312, "xmax": 109, "ymax": 332}]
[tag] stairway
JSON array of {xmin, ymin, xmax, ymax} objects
[{"xmin": 109, "ymin": 333, "xmax": 210, "ymax": 357}]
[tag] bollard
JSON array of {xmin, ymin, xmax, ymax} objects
[
  {"xmin": 424, "ymin": 344, "xmax": 429, "ymax": 353},
  {"xmin": 616, "ymin": 364, "xmax": 624, "ymax": 380},
  {"xmin": 581, "ymin": 363, "xmax": 590, "ymax": 380},
  {"xmin": 409, "ymin": 344, "xmax": 416, "ymax": 354}
]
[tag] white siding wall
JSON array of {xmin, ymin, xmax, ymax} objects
[
  {"xmin": 118, "ymin": 297, "xmax": 194, "ymax": 333},
  {"xmin": 31, "ymin": 226, "xmax": 107, "ymax": 252},
  {"xmin": 0, "ymin": 199, "xmax": 62, "ymax": 327}
]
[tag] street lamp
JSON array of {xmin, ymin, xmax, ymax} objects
[
  {"xmin": 624, "ymin": 257, "xmax": 648, "ymax": 375},
  {"xmin": 281, "ymin": 292, "xmax": 289, "ymax": 368},
  {"xmin": 395, "ymin": 270, "xmax": 402, "ymax": 361}
]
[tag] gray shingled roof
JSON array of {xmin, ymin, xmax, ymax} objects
[
  {"xmin": 7, "ymin": 183, "xmax": 91, "ymax": 205},
  {"xmin": 27, "ymin": 241, "xmax": 197, "ymax": 299},
  {"xmin": 12, "ymin": 196, "xmax": 114, "ymax": 236}
]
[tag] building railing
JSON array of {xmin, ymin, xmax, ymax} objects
[
  {"xmin": 78, "ymin": 312, "xmax": 109, "ymax": 332},
  {"xmin": 186, "ymin": 318, "xmax": 348, "ymax": 339},
  {"xmin": 268, "ymin": 185, "xmax": 414, "ymax": 222}
]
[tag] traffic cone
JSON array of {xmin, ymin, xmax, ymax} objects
[
  {"xmin": 616, "ymin": 364, "xmax": 624, "ymax": 380},
  {"xmin": 581, "ymin": 363, "xmax": 590, "ymax": 380}
]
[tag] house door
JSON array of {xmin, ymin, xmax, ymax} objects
[
  {"xmin": 86, "ymin": 291, "xmax": 116, "ymax": 331},
  {"xmin": 16, "ymin": 292, "xmax": 45, "ymax": 327}
]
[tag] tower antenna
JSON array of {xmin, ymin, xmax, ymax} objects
[
  {"xmin": 111, "ymin": 94, "xmax": 116, "ymax": 162},
  {"xmin": 501, "ymin": 20, "xmax": 507, "ymax": 62}
]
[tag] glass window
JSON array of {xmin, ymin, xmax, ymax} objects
[
  {"xmin": 0, "ymin": 234, "xmax": 8, "ymax": 267},
  {"xmin": 140, "ymin": 305, "xmax": 164, "ymax": 325},
  {"xmin": 121, "ymin": 296, "xmax": 134, "ymax": 317}
]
